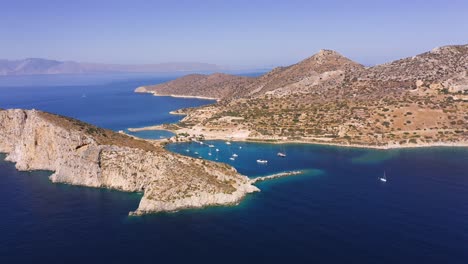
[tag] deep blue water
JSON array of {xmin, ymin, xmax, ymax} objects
[
  {"xmin": 0, "ymin": 74, "xmax": 215, "ymax": 132},
  {"xmin": 1, "ymin": 74, "xmax": 467, "ymax": 263}
]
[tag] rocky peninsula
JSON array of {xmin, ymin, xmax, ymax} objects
[{"xmin": 0, "ymin": 109, "xmax": 261, "ymax": 215}]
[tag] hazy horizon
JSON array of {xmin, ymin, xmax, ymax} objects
[{"xmin": 2, "ymin": 0, "xmax": 467, "ymax": 68}]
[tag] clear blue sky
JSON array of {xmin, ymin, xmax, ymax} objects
[{"xmin": 1, "ymin": 0, "xmax": 467, "ymax": 67}]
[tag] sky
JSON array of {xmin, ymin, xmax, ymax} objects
[{"xmin": 1, "ymin": 0, "xmax": 467, "ymax": 67}]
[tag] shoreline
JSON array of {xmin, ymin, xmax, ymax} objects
[
  {"xmin": 129, "ymin": 91, "xmax": 468, "ymax": 150},
  {"xmin": 136, "ymin": 87, "xmax": 220, "ymax": 101},
  {"xmin": 128, "ymin": 125, "xmax": 468, "ymax": 150}
]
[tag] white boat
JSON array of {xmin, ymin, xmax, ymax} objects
[
  {"xmin": 216, "ymin": 149, "xmax": 220, "ymax": 152},
  {"xmin": 379, "ymin": 171, "xmax": 387, "ymax": 182},
  {"xmin": 199, "ymin": 142, "xmax": 204, "ymax": 145},
  {"xmin": 278, "ymin": 145, "xmax": 287, "ymax": 157},
  {"xmin": 208, "ymin": 153, "xmax": 212, "ymax": 156},
  {"xmin": 194, "ymin": 152, "xmax": 199, "ymax": 155},
  {"xmin": 186, "ymin": 149, "xmax": 190, "ymax": 152},
  {"xmin": 226, "ymin": 141, "xmax": 231, "ymax": 145},
  {"xmin": 232, "ymin": 154, "xmax": 238, "ymax": 157},
  {"xmin": 229, "ymin": 157, "xmax": 235, "ymax": 161},
  {"xmin": 256, "ymin": 159, "xmax": 268, "ymax": 164},
  {"xmin": 208, "ymin": 144, "xmax": 215, "ymax": 148},
  {"xmin": 239, "ymin": 146, "xmax": 242, "ymax": 149}
]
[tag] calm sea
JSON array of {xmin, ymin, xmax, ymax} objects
[{"xmin": 0, "ymin": 74, "xmax": 467, "ymax": 263}]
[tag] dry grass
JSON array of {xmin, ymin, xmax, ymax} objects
[{"xmin": 38, "ymin": 111, "xmax": 159, "ymax": 152}]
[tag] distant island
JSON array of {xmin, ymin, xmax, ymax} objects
[
  {"xmin": 0, "ymin": 58, "xmax": 230, "ymax": 76},
  {"xmin": 134, "ymin": 44, "xmax": 468, "ymax": 149}
]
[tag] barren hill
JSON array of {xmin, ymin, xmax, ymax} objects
[
  {"xmin": 244, "ymin": 49, "xmax": 364, "ymax": 97},
  {"xmin": 137, "ymin": 49, "xmax": 364, "ymax": 100},
  {"xmin": 145, "ymin": 45, "xmax": 468, "ymax": 148},
  {"xmin": 135, "ymin": 73, "xmax": 255, "ymax": 99}
]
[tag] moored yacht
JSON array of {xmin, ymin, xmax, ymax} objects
[{"xmin": 379, "ymin": 171, "xmax": 387, "ymax": 182}]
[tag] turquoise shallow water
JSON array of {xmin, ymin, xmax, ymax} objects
[{"xmin": 0, "ymin": 74, "xmax": 467, "ymax": 263}]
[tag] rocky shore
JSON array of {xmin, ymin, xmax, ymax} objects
[
  {"xmin": 0, "ymin": 109, "xmax": 262, "ymax": 215},
  {"xmin": 251, "ymin": 171, "xmax": 305, "ymax": 183}
]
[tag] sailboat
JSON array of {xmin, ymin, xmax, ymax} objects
[
  {"xmin": 379, "ymin": 171, "xmax": 387, "ymax": 182},
  {"xmin": 277, "ymin": 145, "xmax": 286, "ymax": 157}
]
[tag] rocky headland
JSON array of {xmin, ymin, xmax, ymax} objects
[
  {"xmin": 0, "ymin": 109, "xmax": 261, "ymax": 215},
  {"xmin": 135, "ymin": 73, "xmax": 255, "ymax": 100}
]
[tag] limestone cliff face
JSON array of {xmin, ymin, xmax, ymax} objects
[{"xmin": 0, "ymin": 109, "xmax": 258, "ymax": 215}]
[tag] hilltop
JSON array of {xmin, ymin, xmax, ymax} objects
[
  {"xmin": 135, "ymin": 44, "xmax": 468, "ymax": 148},
  {"xmin": 136, "ymin": 49, "xmax": 363, "ymax": 99}
]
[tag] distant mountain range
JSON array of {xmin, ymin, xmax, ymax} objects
[{"xmin": 0, "ymin": 58, "xmax": 230, "ymax": 76}]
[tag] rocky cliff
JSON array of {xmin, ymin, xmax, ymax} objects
[{"xmin": 0, "ymin": 109, "xmax": 258, "ymax": 215}]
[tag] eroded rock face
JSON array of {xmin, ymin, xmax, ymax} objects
[{"xmin": 0, "ymin": 109, "xmax": 258, "ymax": 215}]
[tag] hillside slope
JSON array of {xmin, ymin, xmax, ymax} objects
[
  {"xmin": 149, "ymin": 45, "xmax": 468, "ymax": 148},
  {"xmin": 135, "ymin": 73, "xmax": 255, "ymax": 99}
]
